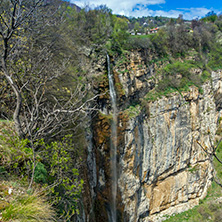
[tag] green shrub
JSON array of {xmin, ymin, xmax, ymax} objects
[
  {"xmin": 0, "ymin": 123, "xmax": 83, "ymax": 220},
  {"xmin": 124, "ymin": 105, "xmax": 141, "ymax": 119},
  {"xmin": 41, "ymin": 135, "xmax": 84, "ymax": 220},
  {"xmin": 34, "ymin": 162, "xmax": 47, "ymax": 184},
  {"xmin": 156, "ymin": 61, "xmax": 206, "ymax": 93},
  {"xmin": 208, "ymin": 46, "xmax": 222, "ymax": 70},
  {"xmin": 124, "ymin": 36, "xmax": 152, "ymax": 50},
  {"xmin": 201, "ymin": 70, "xmax": 211, "ymax": 82},
  {"xmin": 145, "ymin": 87, "xmax": 177, "ymax": 102},
  {"xmin": 0, "ymin": 123, "xmax": 33, "ymax": 176}
]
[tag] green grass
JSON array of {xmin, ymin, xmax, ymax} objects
[
  {"xmin": 144, "ymin": 86, "xmax": 182, "ymax": 102},
  {"xmin": 130, "ymin": 34, "xmax": 154, "ymax": 39},
  {"xmin": 208, "ymin": 46, "xmax": 222, "ymax": 71},
  {"xmin": 164, "ymin": 198, "xmax": 222, "ymax": 222}
]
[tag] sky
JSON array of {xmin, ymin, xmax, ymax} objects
[{"xmin": 71, "ymin": 0, "xmax": 222, "ymax": 20}]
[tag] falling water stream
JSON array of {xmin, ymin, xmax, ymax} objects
[{"xmin": 107, "ymin": 54, "xmax": 117, "ymax": 222}]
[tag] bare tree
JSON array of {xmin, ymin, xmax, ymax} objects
[
  {"xmin": 0, "ymin": 1, "xmax": 101, "ymax": 190},
  {"xmin": 0, "ymin": 0, "xmax": 97, "ymax": 141},
  {"xmin": 0, "ymin": 3, "xmax": 102, "ymax": 218},
  {"xmin": 197, "ymin": 137, "xmax": 222, "ymax": 187},
  {"xmin": 0, "ymin": 0, "xmax": 45, "ymax": 137}
]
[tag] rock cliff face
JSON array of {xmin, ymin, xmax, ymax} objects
[
  {"xmin": 83, "ymin": 51, "xmax": 222, "ymax": 222},
  {"xmin": 118, "ymin": 85, "xmax": 216, "ymax": 222}
]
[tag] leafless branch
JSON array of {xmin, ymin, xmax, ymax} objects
[{"xmin": 197, "ymin": 137, "xmax": 222, "ymax": 187}]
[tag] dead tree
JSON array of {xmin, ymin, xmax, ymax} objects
[
  {"xmin": 0, "ymin": 0, "xmax": 97, "ymax": 140},
  {"xmin": 0, "ymin": 0, "xmax": 45, "ymax": 137},
  {"xmin": 197, "ymin": 137, "xmax": 222, "ymax": 187}
]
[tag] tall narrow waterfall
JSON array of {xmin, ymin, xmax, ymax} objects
[{"xmin": 107, "ymin": 54, "xmax": 117, "ymax": 222}]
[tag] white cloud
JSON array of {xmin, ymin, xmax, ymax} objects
[
  {"xmin": 71, "ymin": 0, "xmax": 221, "ymax": 20},
  {"xmin": 178, "ymin": 7, "xmax": 217, "ymax": 20},
  {"xmin": 130, "ymin": 7, "xmax": 217, "ymax": 20},
  {"xmin": 71, "ymin": 0, "xmax": 165, "ymax": 16}
]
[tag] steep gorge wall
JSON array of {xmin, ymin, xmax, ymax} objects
[
  {"xmin": 118, "ymin": 84, "xmax": 217, "ymax": 222},
  {"xmin": 83, "ymin": 51, "xmax": 222, "ymax": 222}
]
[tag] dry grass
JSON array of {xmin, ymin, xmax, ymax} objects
[
  {"xmin": 0, "ymin": 180, "xmax": 56, "ymax": 222},
  {"xmin": 1, "ymin": 190, "xmax": 56, "ymax": 222}
]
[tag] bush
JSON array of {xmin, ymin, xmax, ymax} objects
[
  {"xmin": 124, "ymin": 105, "xmax": 141, "ymax": 119},
  {"xmin": 201, "ymin": 70, "xmax": 211, "ymax": 82},
  {"xmin": 208, "ymin": 46, "xmax": 222, "ymax": 70},
  {"xmin": 156, "ymin": 61, "xmax": 205, "ymax": 93},
  {"xmin": 34, "ymin": 162, "xmax": 47, "ymax": 184},
  {"xmin": 0, "ymin": 123, "xmax": 83, "ymax": 220},
  {"xmin": 124, "ymin": 36, "xmax": 152, "ymax": 50},
  {"xmin": 0, "ymin": 122, "xmax": 33, "ymax": 176}
]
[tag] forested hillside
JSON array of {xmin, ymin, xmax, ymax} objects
[{"xmin": 0, "ymin": 1, "xmax": 222, "ymax": 221}]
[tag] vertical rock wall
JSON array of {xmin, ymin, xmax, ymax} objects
[
  {"xmin": 83, "ymin": 50, "xmax": 222, "ymax": 222},
  {"xmin": 118, "ymin": 85, "xmax": 216, "ymax": 221}
]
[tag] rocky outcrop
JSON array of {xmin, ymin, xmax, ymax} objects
[
  {"xmin": 83, "ymin": 49, "xmax": 222, "ymax": 222},
  {"xmin": 118, "ymin": 83, "xmax": 218, "ymax": 222},
  {"xmin": 114, "ymin": 51, "xmax": 156, "ymax": 104}
]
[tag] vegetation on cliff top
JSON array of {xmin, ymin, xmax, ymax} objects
[{"xmin": 105, "ymin": 11, "xmax": 222, "ymax": 106}]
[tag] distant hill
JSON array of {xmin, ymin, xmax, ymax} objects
[
  {"xmin": 44, "ymin": 0, "xmax": 81, "ymax": 12},
  {"xmin": 68, "ymin": 2, "xmax": 81, "ymax": 12},
  {"xmin": 128, "ymin": 16, "xmax": 174, "ymax": 29}
]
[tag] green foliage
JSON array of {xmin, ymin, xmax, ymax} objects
[
  {"xmin": 34, "ymin": 162, "xmax": 47, "ymax": 184},
  {"xmin": 165, "ymin": 22, "xmax": 192, "ymax": 57},
  {"xmin": 110, "ymin": 16, "xmax": 130, "ymax": 53},
  {"xmin": 215, "ymin": 19, "xmax": 222, "ymax": 31},
  {"xmin": 128, "ymin": 15, "xmax": 173, "ymax": 30},
  {"xmin": 0, "ymin": 123, "xmax": 83, "ymax": 220},
  {"xmin": 145, "ymin": 87, "xmax": 178, "ymax": 102},
  {"xmin": 63, "ymin": 5, "xmax": 113, "ymax": 46},
  {"xmin": 208, "ymin": 45, "xmax": 222, "ymax": 70},
  {"xmin": 201, "ymin": 11, "xmax": 217, "ymax": 23},
  {"xmin": 157, "ymin": 62, "xmax": 191, "ymax": 91},
  {"xmin": 163, "ymin": 61, "xmax": 193, "ymax": 75},
  {"xmin": 149, "ymin": 29, "xmax": 168, "ymax": 57},
  {"xmin": 143, "ymin": 58, "xmax": 212, "ymax": 102},
  {"xmin": 0, "ymin": 123, "xmax": 33, "ymax": 176},
  {"xmin": 156, "ymin": 61, "xmax": 204, "ymax": 93},
  {"xmin": 115, "ymin": 54, "xmax": 129, "ymax": 66},
  {"xmin": 124, "ymin": 35, "xmax": 152, "ymax": 50},
  {"xmin": 124, "ymin": 105, "xmax": 141, "ymax": 119},
  {"xmin": 134, "ymin": 21, "xmax": 141, "ymax": 34},
  {"xmin": 41, "ymin": 135, "xmax": 84, "ymax": 220},
  {"xmin": 201, "ymin": 70, "xmax": 211, "ymax": 82}
]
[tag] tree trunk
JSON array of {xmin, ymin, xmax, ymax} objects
[{"xmin": 1, "ymin": 58, "xmax": 24, "ymax": 138}]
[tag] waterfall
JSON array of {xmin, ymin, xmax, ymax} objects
[{"xmin": 107, "ymin": 54, "xmax": 117, "ymax": 222}]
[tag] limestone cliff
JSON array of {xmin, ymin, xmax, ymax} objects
[
  {"xmin": 83, "ymin": 51, "xmax": 222, "ymax": 222},
  {"xmin": 118, "ymin": 83, "xmax": 217, "ymax": 222}
]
